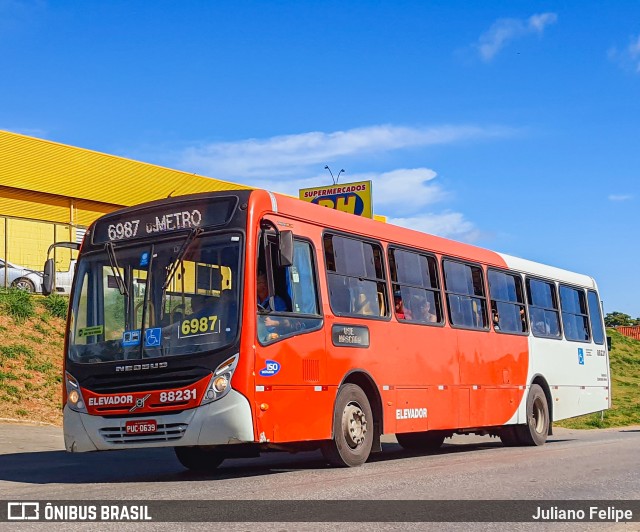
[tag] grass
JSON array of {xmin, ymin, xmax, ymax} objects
[
  {"xmin": 0, "ymin": 288, "xmax": 36, "ymax": 322},
  {"xmin": 0, "ymin": 292, "xmax": 65, "ymax": 424},
  {"xmin": 41, "ymin": 294, "xmax": 69, "ymax": 320},
  {"xmin": 556, "ymin": 329, "xmax": 640, "ymax": 429}
]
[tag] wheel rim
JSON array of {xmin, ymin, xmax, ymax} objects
[
  {"xmin": 531, "ymin": 396, "xmax": 546, "ymax": 434},
  {"xmin": 341, "ymin": 401, "xmax": 367, "ymax": 449},
  {"xmin": 13, "ymin": 280, "xmax": 33, "ymax": 291}
]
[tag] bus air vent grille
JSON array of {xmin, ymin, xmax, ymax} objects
[
  {"xmin": 303, "ymin": 359, "xmax": 320, "ymax": 382},
  {"xmin": 99, "ymin": 423, "xmax": 187, "ymax": 444}
]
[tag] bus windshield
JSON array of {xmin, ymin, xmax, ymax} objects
[{"xmin": 69, "ymin": 232, "xmax": 241, "ymax": 364}]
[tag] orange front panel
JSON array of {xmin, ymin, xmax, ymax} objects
[
  {"xmin": 254, "ymin": 386, "xmax": 336, "ymax": 443},
  {"xmin": 253, "ymin": 328, "xmax": 329, "ymax": 442}
]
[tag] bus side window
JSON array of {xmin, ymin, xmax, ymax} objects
[
  {"xmin": 389, "ymin": 247, "xmax": 443, "ymax": 325},
  {"xmin": 526, "ymin": 278, "xmax": 561, "ymax": 339},
  {"xmin": 324, "ymin": 234, "xmax": 389, "ymax": 318},
  {"xmin": 559, "ymin": 285, "xmax": 590, "ymax": 342},
  {"xmin": 443, "ymin": 259, "xmax": 488, "ymax": 330},
  {"xmin": 587, "ymin": 290, "xmax": 605, "ymax": 345},
  {"xmin": 488, "ymin": 269, "xmax": 528, "ymax": 334},
  {"xmin": 258, "ymin": 236, "xmax": 322, "ymax": 344}
]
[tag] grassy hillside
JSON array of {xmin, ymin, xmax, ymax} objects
[
  {"xmin": 0, "ymin": 289, "xmax": 638, "ymax": 428},
  {"xmin": 0, "ymin": 290, "xmax": 66, "ymax": 425}
]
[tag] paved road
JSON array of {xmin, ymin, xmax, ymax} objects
[{"xmin": 0, "ymin": 422, "xmax": 638, "ymax": 531}]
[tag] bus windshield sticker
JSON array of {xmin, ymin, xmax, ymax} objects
[
  {"xmin": 144, "ymin": 328, "xmax": 162, "ymax": 347},
  {"xmin": 123, "ymin": 329, "xmax": 141, "ymax": 347},
  {"xmin": 78, "ymin": 325, "xmax": 104, "ymax": 338},
  {"xmin": 259, "ymin": 360, "xmax": 281, "ymax": 377},
  {"xmin": 332, "ymin": 325, "xmax": 370, "ymax": 348},
  {"xmin": 179, "ymin": 315, "xmax": 220, "ymax": 338}
]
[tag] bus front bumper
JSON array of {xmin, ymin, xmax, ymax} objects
[{"xmin": 63, "ymin": 389, "xmax": 254, "ymax": 452}]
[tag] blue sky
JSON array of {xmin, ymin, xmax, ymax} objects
[{"xmin": 1, "ymin": 1, "xmax": 639, "ymax": 316}]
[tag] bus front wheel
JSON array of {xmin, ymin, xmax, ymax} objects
[
  {"xmin": 174, "ymin": 446, "xmax": 225, "ymax": 472},
  {"xmin": 515, "ymin": 384, "xmax": 549, "ymax": 446},
  {"xmin": 321, "ymin": 384, "xmax": 374, "ymax": 467}
]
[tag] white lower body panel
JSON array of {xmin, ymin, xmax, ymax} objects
[{"xmin": 64, "ymin": 389, "xmax": 254, "ymax": 452}]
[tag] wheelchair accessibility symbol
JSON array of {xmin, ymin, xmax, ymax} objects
[
  {"xmin": 144, "ymin": 327, "xmax": 162, "ymax": 347},
  {"xmin": 578, "ymin": 348, "xmax": 584, "ymax": 365}
]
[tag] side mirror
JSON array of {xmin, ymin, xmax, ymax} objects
[
  {"xmin": 43, "ymin": 258, "xmax": 55, "ymax": 296},
  {"xmin": 278, "ymin": 230, "xmax": 294, "ymax": 268},
  {"xmin": 607, "ymin": 336, "xmax": 612, "ymax": 351}
]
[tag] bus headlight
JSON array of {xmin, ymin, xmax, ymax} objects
[
  {"xmin": 65, "ymin": 372, "xmax": 87, "ymax": 413},
  {"xmin": 213, "ymin": 376, "xmax": 228, "ymax": 393},
  {"xmin": 201, "ymin": 354, "xmax": 238, "ymax": 405}
]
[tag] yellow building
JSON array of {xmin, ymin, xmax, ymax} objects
[{"xmin": 0, "ymin": 130, "xmax": 250, "ymax": 291}]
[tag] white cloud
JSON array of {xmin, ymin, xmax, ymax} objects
[
  {"xmin": 369, "ymin": 168, "xmax": 447, "ymax": 210},
  {"xmin": 148, "ymin": 123, "xmax": 511, "ymax": 245},
  {"xmin": 176, "ymin": 124, "xmax": 512, "ymax": 179},
  {"xmin": 387, "ymin": 212, "xmax": 481, "ymax": 243},
  {"xmin": 251, "ymin": 168, "xmax": 448, "ymax": 213},
  {"xmin": 608, "ymin": 194, "xmax": 634, "ymax": 201},
  {"xmin": 476, "ymin": 12, "xmax": 558, "ymax": 62},
  {"xmin": 246, "ymin": 168, "xmax": 477, "ymax": 243},
  {"xmin": 609, "ymin": 34, "xmax": 640, "ymax": 73}
]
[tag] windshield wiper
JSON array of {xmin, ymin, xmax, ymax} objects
[
  {"xmin": 162, "ymin": 228, "xmax": 203, "ymax": 291},
  {"xmin": 105, "ymin": 242, "xmax": 129, "ymax": 297}
]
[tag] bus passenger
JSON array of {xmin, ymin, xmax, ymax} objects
[
  {"xmin": 394, "ymin": 293, "xmax": 410, "ymax": 320},
  {"xmin": 416, "ymin": 297, "xmax": 437, "ymax": 323},
  {"xmin": 354, "ymin": 291, "xmax": 377, "ymax": 316},
  {"xmin": 492, "ymin": 308, "xmax": 500, "ymax": 330}
]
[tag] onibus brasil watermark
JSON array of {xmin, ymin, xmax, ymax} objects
[{"xmin": 6, "ymin": 502, "xmax": 151, "ymax": 522}]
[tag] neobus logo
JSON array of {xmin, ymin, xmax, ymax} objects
[{"xmin": 115, "ymin": 362, "xmax": 168, "ymax": 372}]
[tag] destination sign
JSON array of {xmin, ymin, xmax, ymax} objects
[
  {"xmin": 92, "ymin": 197, "xmax": 238, "ymax": 245},
  {"xmin": 331, "ymin": 324, "xmax": 370, "ymax": 348}
]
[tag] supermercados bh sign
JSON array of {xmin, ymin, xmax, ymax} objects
[{"xmin": 299, "ymin": 180, "xmax": 373, "ymax": 218}]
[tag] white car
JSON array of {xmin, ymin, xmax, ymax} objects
[
  {"xmin": 0, "ymin": 259, "xmax": 44, "ymax": 293},
  {"xmin": 53, "ymin": 259, "xmax": 76, "ymax": 295}
]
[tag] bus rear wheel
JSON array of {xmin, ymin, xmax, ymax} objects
[
  {"xmin": 396, "ymin": 431, "xmax": 446, "ymax": 451},
  {"xmin": 321, "ymin": 384, "xmax": 373, "ymax": 467},
  {"xmin": 174, "ymin": 446, "xmax": 225, "ymax": 472},
  {"xmin": 512, "ymin": 384, "xmax": 549, "ymax": 446}
]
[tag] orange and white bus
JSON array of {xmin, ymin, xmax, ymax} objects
[{"xmin": 45, "ymin": 189, "xmax": 610, "ymax": 469}]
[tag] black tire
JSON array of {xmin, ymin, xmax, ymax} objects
[
  {"xmin": 499, "ymin": 426, "xmax": 522, "ymax": 447},
  {"xmin": 12, "ymin": 278, "xmax": 35, "ymax": 292},
  {"xmin": 396, "ymin": 431, "xmax": 446, "ymax": 451},
  {"xmin": 174, "ymin": 446, "xmax": 225, "ymax": 472},
  {"xmin": 321, "ymin": 384, "xmax": 374, "ymax": 467},
  {"xmin": 515, "ymin": 384, "xmax": 549, "ymax": 446}
]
